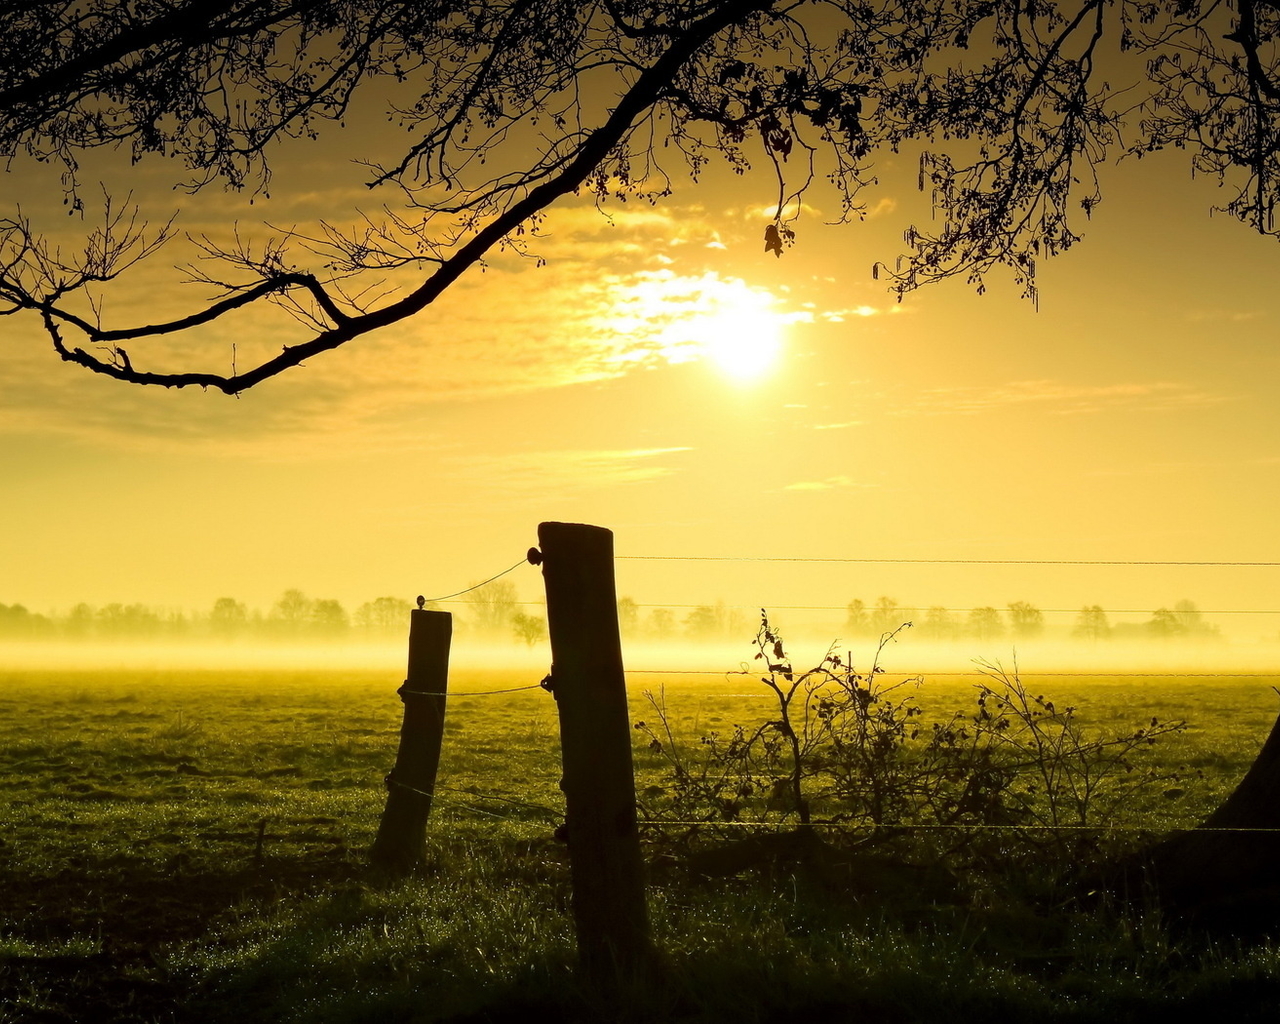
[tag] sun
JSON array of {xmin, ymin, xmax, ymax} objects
[
  {"xmin": 602, "ymin": 271, "xmax": 793, "ymax": 382},
  {"xmin": 692, "ymin": 305, "xmax": 784, "ymax": 381}
]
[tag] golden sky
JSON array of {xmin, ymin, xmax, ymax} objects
[{"xmin": 2, "ymin": 105, "xmax": 1280, "ymax": 645}]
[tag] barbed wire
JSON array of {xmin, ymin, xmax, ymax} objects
[
  {"xmin": 431, "ymin": 784, "xmax": 560, "ymax": 821},
  {"xmin": 422, "ymin": 805, "xmax": 1280, "ymax": 836},
  {"xmin": 418, "ymin": 797, "xmax": 1280, "ymax": 836},
  {"xmin": 633, "ymin": 819, "xmax": 1280, "ymax": 833},
  {"xmin": 414, "ymin": 786, "xmax": 1280, "ymax": 835},
  {"xmin": 624, "ymin": 669, "xmax": 1280, "ymax": 679},
  {"xmin": 650, "ymin": 605, "xmax": 1280, "ymax": 614},
  {"xmin": 434, "ymin": 598, "xmax": 1280, "ymax": 614},
  {"xmin": 448, "ymin": 683, "xmax": 545, "ymax": 696},
  {"xmin": 618, "ymin": 555, "xmax": 1280, "ymax": 567},
  {"xmin": 420, "ymin": 557, "xmax": 529, "ymax": 604}
]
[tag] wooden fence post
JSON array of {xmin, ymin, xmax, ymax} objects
[
  {"xmin": 536, "ymin": 521, "xmax": 651, "ymax": 987},
  {"xmin": 370, "ymin": 607, "xmax": 452, "ymax": 875}
]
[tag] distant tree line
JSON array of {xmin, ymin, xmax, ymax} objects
[
  {"xmin": 844, "ymin": 598, "xmax": 1222, "ymax": 644},
  {"xmin": 0, "ymin": 591, "xmax": 1226, "ymax": 646},
  {"xmin": 616, "ymin": 598, "xmax": 747, "ymax": 643},
  {"xmin": 605, "ymin": 596, "xmax": 1230, "ymax": 645},
  {"xmin": 0, "ymin": 579, "xmax": 550, "ymax": 646}
]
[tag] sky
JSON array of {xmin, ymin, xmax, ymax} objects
[{"xmin": 3, "ymin": 46, "xmax": 1280, "ymax": 657}]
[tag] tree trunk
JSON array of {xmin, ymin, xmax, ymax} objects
[{"xmin": 1135, "ymin": 707, "xmax": 1280, "ymax": 932}]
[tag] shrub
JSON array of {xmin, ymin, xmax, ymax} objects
[{"xmin": 636, "ymin": 613, "xmax": 1186, "ymax": 880}]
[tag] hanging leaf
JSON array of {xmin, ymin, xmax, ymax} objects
[{"xmin": 764, "ymin": 222, "xmax": 783, "ymax": 257}]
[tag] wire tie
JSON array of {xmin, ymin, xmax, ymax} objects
[
  {"xmin": 384, "ymin": 772, "xmax": 435, "ymax": 799},
  {"xmin": 396, "ymin": 681, "xmax": 444, "ymax": 702}
]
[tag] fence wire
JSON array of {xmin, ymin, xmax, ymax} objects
[
  {"xmin": 618, "ymin": 554, "xmax": 1280, "ymax": 567},
  {"xmin": 395, "ymin": 544, "xmax": 1280, "ymax": 842},
  {"xmin": 631, "ymin": 819, "xmax": 1280, "ymax": 833},
  {"xmin": 420, "ymin": 556, "xmax": 530, "ymax": 604}
]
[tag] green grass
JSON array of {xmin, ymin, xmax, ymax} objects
[{"xmin": 3, "ymin": 665, "xmax": 1280, "ymax": 1021}]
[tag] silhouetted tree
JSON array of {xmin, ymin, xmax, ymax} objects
[
  {"xmin": 1173, "ymin": 598, "xmax": 1219, "ymax": 640},
  {"xmin": 1007, "ymin": 600, "xmax": 1044, "ymax": 640},
  {"xmin": 270, "ymin": 588, "xmax": 313, "ymax": 635},
  {"xmin": 684, "ymin": 604, "xmax": 722, "ymax": 640},
  {"xmin": 616, "ymin": 597, "xmax": 640, "ymax": 638},
  {"xmin": 4, "ymin": 2, "xmax": 1280, "ymax": 390},
  {"xmin": 966, "ymin": 606, "xmax": 1004, "ymax": 644},
  {"xmin": 1147, "ymin": 606, "xmax": 1184, "ymax": 640},
  {"xmin": 0, "ymin": 602, "xmax": 50, "ymax": 637},
  {"xmin": 869, "ymin": 596, "xmax": 903, "ymax": 636},
  {"xmin": 355, "ymin": 596, "xmax": 414, "ymax": 633},
  {"xmin": 684, "ymin": 600, "xmax": 745, "ymax": 640},
  {"xmin": 920, "ymin": 605, "xmax": 957, "ymax": 642},
  {"xmin": 845, "ymin": 599, "xmax": 869, "ymax": 635},
  {"xmin": 466, "ymin": 579, "xmax": 518, "ymax": 636},
  {"xmin": 97, "ymin": 602, "xmax": 161, "ymax": 638},
  {"xmin": 511, "ymin": 611, "xmax": 548, "ymax": 647},
  {"xmin": 63, "ymin": 603, "xmax": 94, "ymax": 639},
  {"xmin": 209, "ymin": 596, "xmax": 249, "ymax": 638},
  {"xmin": 1072, "ymin": 605, "xmax": 1111, "ymax": 643},
  {"xmin": 310, "ymin": 598, "xmax": 349, "ymax": 635},
  {"xmin": 647, "ymin": 608, "xmax": 676, "ymax": 641},
  {"xmin": 1145, "ymin": 600, "xmax": 1219, "ymax": 642}
]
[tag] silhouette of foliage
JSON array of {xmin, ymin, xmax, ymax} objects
[
  {"xmin": 0, "ymin": 2, "xmax": 1277, "ymax": 389},
  {"xmin": 638, "ymin": 613, "xmax": 1187, "ymax": 872},
  {"xmin": 1007, "ymin": 600, "xmax": 1044, "ymax": 640},
  {"xmin": 0, "ymin": 602, "xmax": 51, "ymax": 637},
  {"xmin": 967, "ymin": 605, "xmax": 1005, "ymax": 643},
  {"xmin": 209, "ymin": 597, "xmax": 249, "ymax": 638},
  {"xmin": 354, "ymin": 596, "xmax": 415, "ymax": 633},
  {"xmin": 511, "ymin": 610, "xmax": 548, "ymax": 646},
  {"xmin": 1072, "ymin": 604, "xmax": 1111, "ymax": 642},
  {"xmin": 465, "ymin": 578, "xmax": 518, "ymax": 636}
]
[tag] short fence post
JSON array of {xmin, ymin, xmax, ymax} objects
[
  {"xmin": 370, "ymin": 608, "xmax": 452, "ymax": 875},
  {"xmin": 536, "ymin": 521, "xmax": 651, "ymax": 988}
]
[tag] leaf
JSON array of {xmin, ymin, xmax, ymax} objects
[{"xmin": 764, "ymin": 222, "xmax": 783, "ymax": 257}]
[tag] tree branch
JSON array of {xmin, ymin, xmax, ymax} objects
[{"xmin": 44, "ymin": 0, "xmax": 774, "ymax": 394}]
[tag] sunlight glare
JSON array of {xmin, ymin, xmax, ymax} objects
[
  {"xmin": 693, "ymin": 304, "xmax": 784, "ymax": 381},
  {"xmin": 603, "ymin": 271, "xmax": 792, "ymax": 383}
]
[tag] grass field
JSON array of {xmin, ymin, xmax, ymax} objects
[{"xmin": 4, "ymin": 661, "xmax": 1280, "ymax": 1022}]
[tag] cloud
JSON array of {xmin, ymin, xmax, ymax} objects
[
  {"xmin": 864, "ymin": 196, "xmax": 899, "ymax": 219},
  {"xmin": 784, "ymin": 475, "xmax": 872, "ymax": 491},
  {"xmin": 806, "ymin": 303, "xmax": 900, "ymax": 323},
  {"xmin": 0, "ymin": 195, "xmax": 852, "ymax": 455},
  {"xmin": 737, "ymin": 201, "xmax": 823, "ymax": 220},
  {"xmin": 813, "ymin": 421, "xmax": 862, "ymax": 430},
  {"xmin": 898, "ymin": 380, "xmax": 1224, "ymax": 416},
  {"xmin": 1183, "ymin": 308, "xmax": 1266, "ymax": 323},
  {"xmin": 2, "ymin": 260, "xmax": 775, "ymax": 456}
]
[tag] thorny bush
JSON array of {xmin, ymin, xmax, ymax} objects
[{"xmin": 635, "ymin": 613, "xmax": 1187, "ymax": 877}]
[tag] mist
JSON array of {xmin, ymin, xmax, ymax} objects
[
  {"xmin": 4, "ymin": 581, "xmax": 1278, "ymax": 674},
  {"xmin": 3, "ymin": 629, "xmax": 1278, "ymax": 677}
]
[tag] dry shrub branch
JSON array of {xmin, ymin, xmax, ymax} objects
[{"xmin": 636, "ymin": 613, "xmax": 1187, "ymax": 884}]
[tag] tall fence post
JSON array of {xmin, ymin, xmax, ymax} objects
[
  {"xmin": 370, "ymin": 607, "xmax": 452, "ymax": 875},
  {"xmin": 536, "ymin": 521, "xmax": 651, "ymax": 988}
]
